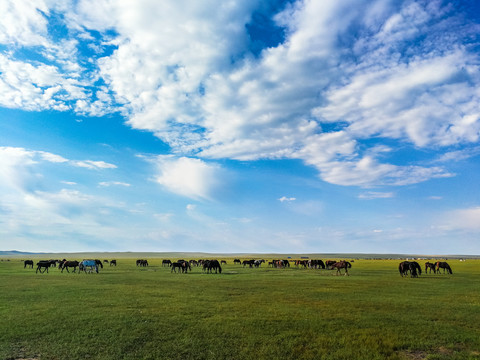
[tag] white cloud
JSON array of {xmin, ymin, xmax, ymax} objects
[
  {"xmin": 316, "ymin": 51, "xmax": 480, "ymax": 148},
  {"xmin": 152, "ymin": 156, "xmax": 224, "ymax": 200},
  {"xmin": 358, "ymin": 191, "xmax": 394, "ymax": 200},
  {"xmin": 99, "ymin": 181, "xmax": 131, "ymax": 187},
  {"xmin": 434, "ymin": 148, "xmax": 480, "ymax": 163},
  {"xmin": 61, "ymin": 181, "xmax": 77, "ymax": 185},
  {"xmin": 38, "ymin": 151, "xmax": 69, "ymax": 163},
  {"xmin": 278, "ymin": 196, "xmax": 296, "ymax": 202},
  {"xmin": 0, "ymin": 0, "xmax": 50, "ymax": 47},
  {"xmin": 72, "ymin": 160, "xmax": 117, "ymax": 169}
]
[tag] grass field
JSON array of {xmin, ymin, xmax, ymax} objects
[{"xmin": 1, "ymin": 255, "xmax": 479, "ymax": 360}]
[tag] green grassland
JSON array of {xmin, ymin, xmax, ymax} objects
[{"xmin": 1, "ymin": 256, "xmax": 479, "ymax": 360}]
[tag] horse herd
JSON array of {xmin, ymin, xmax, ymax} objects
[
  {"xmin": 23, "ymin": 258, "xmax": 453, "ymax": 277},
  {"xmin": 153, "ymin": 259, "xmax": 223, "ymax": 274},
  {"xmin": 156, "ymin": 258, "xmax": 353, "ymax": 275},
  {"xmin": 25, "ymin": 257, "xmax": 354, "ymax": 275},
  {"xmin": 399, "ymin": 260, "xmax": 453, "ymax": 278},
  {"xmin": 24, "ymin": 259, "xmax": 117, "ymax": 273}
]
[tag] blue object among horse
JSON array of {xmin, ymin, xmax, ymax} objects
[{"xmin": 80, "ymin": 259, "xmax": 99, "ymax": 273}]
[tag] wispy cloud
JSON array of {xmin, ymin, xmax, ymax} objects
[
  {"xmin": 0, "ymin": 146, "xmax": 117, "ymax": 193},
  {"xmin": 358, "ymin": 191, "xmax": 394, "ymax": 200},
  {"xmin": 439, "ymin": 207, "xmax": 480, "ymax": 231},
  {"xmin": 99, "ymin": 181, "xmax": 131, "ymax": 187},
  {"xmin": 278, "ymin": 196, "xmax": 296, "ymax": 202},
  {"xmin": 72, "ymin": 160, "xmax": 117, "ymax": 169},
  {"xmin": 434, "ymin": 148, "xmax": 480, "ymax": 163}
]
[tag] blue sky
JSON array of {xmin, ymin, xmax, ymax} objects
[{"xmin": 1, "ymin": 0, "xmax": 480, "ymax": 254}]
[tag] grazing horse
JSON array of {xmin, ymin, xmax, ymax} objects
[
  {"xmin": 171, "ymin": 262, "xmax": 182, "ymax": 273},
  {"xmin": 399, "ymin": 261, "xmax": 411, "ymax": 277},
  {"xmin": 59, "ymin": 260, "xmax": 80, "ymax": 273},
  {"xmin": 24, "ymin": 260, "xmax": 34, "ymax": 269},
  {"xmin": 243, "ymin": 260, "xmax": 255, "ymax": 268},
  {"xmin": 296, "ymin": 260, "xmax": 309, "ymax": 268},
  {"xmin": 399, "ymin": 261, "xmax": 421, "ymax": 277},
  {"xmin": 233, "ymin": 259, "xmax": 241, "ymax": 265},
  {"xmin": 436, "ymin": 261, "xmax": 453, "ymax": 274},
  {"xmin": 203, "ymin": 259, "xmax": 222, "ymax": 274},
  {"xmin": 411, "ymin": 261, "xmax": 421, "ymax": 277},
  {"xmin": 171, "ymin": 260, "xmax": 191, "ymax": 273},
  {"xmin": 330, "ymin": 260, "xmax": 351, "ymax": 276},
  {"xmin": 272, "ymin": 259, "xmax": 288, "ymax": 268},
  {"xmin": 110, "ymin": 260, "xmax": 117, "ymax": 266},
  {"xmin": 162, "ymin": 259, "xmax": 172, "ymax": 267},
  {"xmin": 136, "ymin": 259, "xmax": 148, "ymax": 267},
  {"xmin": 309, "ymin": 259, "xmax": 325, "ymax": 269},
  {"xmin": 36, "ymin": 260, "xmax": 56, "ymax": 273},
  {"xmin": 425, "ymin": 262, "xmax": 436, "ymax": 274},
  {"xmin": 254, "ymin": 259, "xmax": 265, "ymax": 268},
  {"xmin": 79, "ymin": 260, "xmax": 99, "ymax": 273}
]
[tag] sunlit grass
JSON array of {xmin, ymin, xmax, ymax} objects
[{"xmin": 1, "ymin": 257, "xmax": 479, "ymax": 359}]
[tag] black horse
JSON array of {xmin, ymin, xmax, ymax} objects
[
  {"xmin": 309, "ymin": 259, "xmax": 325, "ymax": 269},
  {"xmin": 24, "ymin": 260, "xmax": 34, "ymax": 268},
  {"xmin": 233, "ymin": 259, "xmax": 241, "ymax": 265},
  {"xmin": 59, "ymin": 260, "xmax": 80, "ymax": 273},
  {"xmin": 425, "ymin": 262, "xmax": 436, "ymax": 274},
  {"xmin": 203, "ymin": 260, "xmax": 222, "ymax": 274},
  {"xmin": 399, "ymin": 261, "xmax": 421, "ymax": 277},
  {"xmin": 436, "ymin": 261, "xmax": 453, "ymax": 274},
  {"xmin": 36, "ymin": 260, "xmax": 56, "ymax": 273},
  {"xmin": 136, "ymin": 259, "xmax": 148, "ymax": 267},
  {"xmin": 110, "ymin": 260, "xmax": 117, "ymax": 266},
  {"xmin": 162, "ymin": 259, "xmax": 172, "ymax": 267},
  {"xmin": 243, "ymin": 259, "xmax": 255, "ymax": 268},
  {"xmin": 171, "ymin": 260, "xmax": 191, "ymax": 273}
]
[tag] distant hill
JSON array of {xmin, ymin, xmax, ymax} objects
[{"xmin": 0, "ymin": 250, "xmax": 39, "ymax": 256}]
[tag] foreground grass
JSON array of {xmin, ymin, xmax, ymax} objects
[{"xmin": 1, "ymin": 258, "xmax": 479, "ymax": 359}]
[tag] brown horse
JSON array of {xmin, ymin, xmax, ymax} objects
[
  {"xmin": 425, "ymin": 262, "xmax": 436, "ymax": 274},
  {"xmin": 330, "ymin": 260, "xmax": 351, "ymax": 276}
]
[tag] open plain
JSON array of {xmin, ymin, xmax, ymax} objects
[{"xmin": 1, "ymin": 254, "xmax": 479, "ymax": 360}]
